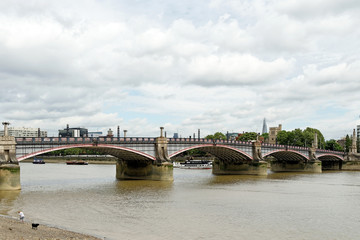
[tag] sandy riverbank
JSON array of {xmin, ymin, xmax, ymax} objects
[{"xmin": 0, "ymin": 215, "xmax": 102, "ymax": 240}]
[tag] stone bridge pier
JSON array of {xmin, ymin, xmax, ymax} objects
[
  {"xmin": 115, "ymin": 127, "xmax": 173, "ymax": 181},
  {"xmin": 0, "ymin": 122, "xmax": 20, "ymax": 190}
]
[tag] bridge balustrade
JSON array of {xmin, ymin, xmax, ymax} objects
[{"xmin": 15, "ymin": 136, "xmax": 160, "ymax": 145}]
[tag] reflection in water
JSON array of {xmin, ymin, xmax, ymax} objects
[
  {"xmin": 115, "ymin": 180, "xmax": 173, "ymax": 193},
  {"xmin": 266, "ymin": 171, "xmax": 321, "ymax": 180},
  {"xmin": 207, "ymin": 174, "xmax": 267, "ymax": 185},
  {"xmin": 0, "ymin": 190, "xmax": 20, "ymax": 215}
]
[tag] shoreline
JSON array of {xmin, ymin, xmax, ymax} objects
[{"xmin": 0, "ymin": 214, "xmax": 102, "ymax": 240}]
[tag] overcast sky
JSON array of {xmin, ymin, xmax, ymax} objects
[{"xmin": 1, "ymin": 0, "xmax": 360, "ymax": 139}]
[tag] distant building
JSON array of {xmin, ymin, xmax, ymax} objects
[
  {"xmin": 268, "ymin": 124, "xmax": 282, "ymax": 144},
  {"xmin": 357, "ymin": 125, "xmax": 360, "ymax": 152},
  {"xmin": 173, "ymin": 133, "xmax": 179, "ymax": 138},
  {"xmin": 0, "ymin": 127, "xmax": 47, "ymax": 137},
  {"xmin": 336, "ymin": 137, "xmax": 346, "ymax": 149},
  {"xmin": 262, "ymin": 118, "xmax": 268, "ymax": 134},
  {"xmin": 88, "ymin": 131, "xmax": 103, "ymax": 137},
  {"xmin": 107, "ymin": 128, "xmax": 113, "ymax": 137},
  {"xmin": 58, "ymin": 124, "xmax": 88, "ymax": 137},
  {"xmin": 226, "ymin": 132, "xmax": 239, "ymax": 141}
]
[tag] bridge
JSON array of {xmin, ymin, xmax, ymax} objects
[{"xmin": 1, "ymin": 125, "xmax": 360, "ymax": 190}]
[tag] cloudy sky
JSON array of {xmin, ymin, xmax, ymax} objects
[{"xmin": 1, "ymin": 0, "xmax": 360, "ymax": 139}]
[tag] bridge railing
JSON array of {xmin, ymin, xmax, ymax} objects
[
  {"xmin": 15, "ymin": 137, "xmax": 157, "ymax": 144},
  {"xmin": 167, "ymin": 138, "xmax": 253, "ymax": 145},
  {"xmin": 261, "ymin": 143, "xmax": 309, "ymax": 151},
  {"xmin": 315, "ymin": 148, "xmax": 345, "ymax": 155}
]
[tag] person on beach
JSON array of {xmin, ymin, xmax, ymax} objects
[{"xmin": 18, "ymin": 211, "xmax": 24, "ymax": 222}]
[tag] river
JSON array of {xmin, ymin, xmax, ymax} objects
[{"xmin": 1, "ymin": 163, "xmax": 359, "ymax": 240}]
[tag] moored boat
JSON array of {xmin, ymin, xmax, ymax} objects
[
  {"xmin": 180, "ymin": 160, "xmax": 212, "ymax": 169},
  {"xmin": 173, "ymin": 162, "xmax": 182, "ymax": 168},
  {"xmin": 66, "ymin": 160, "xmax": 88, "ymax": 165},
  {"xmin": 33, "ymin": 157, "xmax": 45, "ymax": 164}
]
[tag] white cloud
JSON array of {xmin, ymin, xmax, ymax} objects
[{"xmin": 0, "ymin": 0, "xmax": 360, "ymax": 140}]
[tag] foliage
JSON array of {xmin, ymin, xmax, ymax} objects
[
  {"xmin": 274, "ymin": 127, "xmax": 326, "ymax": 148},
  {"xmin": 303, "ymin": 127, "xmax": 325, "ymax": 148},
  {"xmin": 186, "ymin": 149, "xmax": 208, "ymax": 157},
  {"xmin": 261, "ymin": 133, "xmax": 269, "ymax": 140},
  {"xmin": 345, "ymin": 134, "xmax": 352, "ymax": 152},
  {"xmin": 275, "ymin": 130, "xmax": 288, "ymax": 145},
  {"xmin": 237, "ymin": 132, "xmax": 258, "ymax": 142},
  {"xmin": 325, "ymin": 139, "xmax": 344, "ymax": 151},
  {"xmin": 205, "ymin": 132, "xmax": 226, "ymax": 140}
]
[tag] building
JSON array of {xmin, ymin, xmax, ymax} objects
[
  {"xmin": 58, "ymin": 124, "xmax": 88, "ymax": 137},
  {"xmin": 337, "ymin": 137, "xmax": 346, "ymax": 149},
  {"xmin": 262, "ymin": 118, "xmax": 268, "ymax": 134},
  {"xmin": 226, "ymin": 132, "xmax": 239, "ymax": 141},
  {"xmin": 0, "ymin": 127, "xmax": 47, "ymax": 137},
  {"xmin": 107, "ymin": 129, "xmax": 113, "ymax": 137},
  {"xmin": 268, "ymin": 124, "xmax": 282, "ymax": 144},
  {"xmin": 357, "ymin": 125, "xmax": 360, "ymax": 152},
  {"xmin": 173, "ymin": 133, "xmax": 179, "ymax": 138},
  {"xmin": 88, "ymin": 131, "xmax": 103, "ymax": 137}
]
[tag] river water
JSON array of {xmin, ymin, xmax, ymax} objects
[{"xmin": 1, "ymin": 163, "xmax": 360, "ymax": 240}]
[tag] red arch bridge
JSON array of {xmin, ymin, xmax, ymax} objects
[{"xmin": 13, "ymin": 136, "xmax": 345, "ymax": 177}]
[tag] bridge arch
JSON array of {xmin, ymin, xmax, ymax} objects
[
  {"xmin": 317, "ymin": 154, "xmax": 344, "ymax": 162},
  {"xmin": 316, "ymin": 154, "xmax": 344, "ymax": 170},
  {"xmin": 17, "ymin": 144, "xmax": 156, "ymax": 162},
  {"xmin": 264, "ymin": 149, "xmax": 309, "ymax": 162},
  {"xmin": 169, "ymin": 144, "xmax": 253, "ymax": 162}
]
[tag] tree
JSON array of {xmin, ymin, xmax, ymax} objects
[
  {"xmin": 275, "ymin": 130, "xmax": 288, "ymax": 145},
  {"xmin": 205, "ymin": 134, "xmax": 214, "ymax": 140},
  {"xmin": 292, "ymin": 128, "xmax": 304, "ymax": 146},
  {"xmin": 303, "ymin": 130, "xmax": 313, "ymax": 148},
  {"xmin": 237, "ymin": 132, "xmax": 258, "ymax": 142},
  {"xmin": 345, "ymin": 134, "xmax": 352, "ymax": 152},
  {"xmin": 186, "ymin": 149, "xmax": 207, "ymax": 157},
  {"xmin": 325, "ymin": 139, "xmax": 344, "ymax": 151},
  {"xmin": 303, "ymin": 127, "xmax": 325, "ymax": 149},
  {"xmin": 261, "ymin": 133, "xmax": 269, "ymax": 140},
  {"xmin": 205, "ymin": 132, "xmax": 226, "ymax": 140},
  {"xmin": 273, "ymin": 127, "xmax": 325, "ymax": 148}
]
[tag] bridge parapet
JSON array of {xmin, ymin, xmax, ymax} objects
[
  {"xmin": 15, "ymin": 137, "xmax": 157, "ymax": 144},
  {"xmin": 315, "ymin": 148, "xmax": 345, "ymax": 156}
]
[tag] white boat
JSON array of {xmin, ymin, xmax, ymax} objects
[
  {"xmin": 173, "ymin": 162, "xmax": 182, "ymax": 168},
  {"xmin": 179, "ymin": 160, "xmax": 212, "ymax": 169}
]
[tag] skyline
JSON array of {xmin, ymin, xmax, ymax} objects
[{"xmin": 1, "ymin": 0, "xmax": 360, "ymax": 139}]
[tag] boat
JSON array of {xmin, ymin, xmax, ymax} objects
[
  {"xmin": 173, "ymin": 162, "xmax": 182, "ymax": 168},
  {"xmin": 179, "ymin": 160, "xmax": 212, "ymax": 169},
  {"xmin": 33, "ymin": 157, "xmax": 45, "ymax": 164},
  {"xmin": 66, "ymin": 160, "xmax": 88, "ymax": 165}
]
